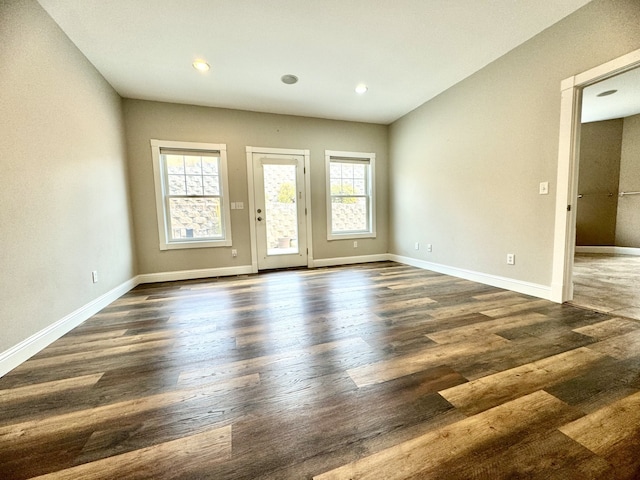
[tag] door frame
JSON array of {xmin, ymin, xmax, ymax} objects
[
  {"xmin": 552, "ymin": 47, "xmax": 640, "ymax": 303},
  {"xmin": 246, "ymin": 146, "xmax": 313, "ymax": 273}
]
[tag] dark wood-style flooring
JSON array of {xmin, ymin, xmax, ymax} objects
[{"xmin": 2, "ymin": 262, "xmax": 640, "ymax": 479}]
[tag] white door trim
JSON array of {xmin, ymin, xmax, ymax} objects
[
  {"xmin": 552, "ymin": 47, "xmax": 640, "ymax": 303},
  {"xmin": 246, "ymin": 146, "xmax": 313, "ymax": 273}
]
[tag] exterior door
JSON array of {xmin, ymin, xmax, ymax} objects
[{"xmin": 251, "ymin": 152, "xmax": 308, "ymax": 270}]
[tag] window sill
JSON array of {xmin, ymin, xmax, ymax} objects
[
  {"xmin": 160, "ymin": 239, "xmax": 232, "ymax": 250},
  {"xmin": 327, "ymin": 232, "xmax": 376, "ymax": 241}
]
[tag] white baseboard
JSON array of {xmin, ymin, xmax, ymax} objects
[
  {"xmin": 136, "ymin": 265, "xmax": 254, "ymax": 283},
  {"xmin": 0, "ymin": 277, "xmax": 138, "ymax": 378},
  {"xmin": 389, "ymin": 254, "xmax": 553, "ymax": 301},
  {"xmin": 575, "ymin": 245, "xmax": 640, "ymax": 256},
  {"xmin": 0, "ymin": 265, "xmax": 256, "ymax": 378},
  {"xmin": 312, "ymin": 254, "xmax": 390, "ymax": 268},
  {"xmin": 0, "ymin": 254, "xmax": 557, "ymax": 378}
]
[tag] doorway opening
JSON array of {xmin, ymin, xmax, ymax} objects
[{"xmin": 552, "ymin": 47, "xmax": 640, "ymax": 306}]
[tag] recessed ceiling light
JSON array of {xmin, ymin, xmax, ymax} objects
[
  {"xmin": 192, "ymin": 59, "xmax": 210, "ymax": 72},
  {"xmin": 355, "ymin": 84, "xmax": 368, "ymax": 94},
  {"xmin": 281, "ymin": 74, "xmax": 298, "ymax": 85},
  {"xmin": 596, "ymin": 89, "xmax": 618, "ymax": 97}
]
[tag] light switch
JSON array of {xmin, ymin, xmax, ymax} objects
[
  {"xmin": 231, "ymin": 202, "xmax": 237, "ymax": 210},
  {"xmin": 236, "ymin": 202, "xmax": 244, "ymax": 209},
  {"xmin": 539, "ymin": 182, "xmax": 549, "ymax": 195}
]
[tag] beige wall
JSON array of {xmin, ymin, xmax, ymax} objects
[
  {"xmin": 616, "ymin": 114, "xmax": 640, "ymax": 247},
  {"xmin": 389, "ymin": 0, "xmax": 640, "ymax": 287},
  {"xmin": 122, "ymin": 100, "xmax": 388, "ymax": 274},
  {"xmin": 0, "ymin": 0, "xmax": 136, "ymax": 353},
  {"xmin": 576, "ymin": 119, "xmax": 623, "ymax": 246}
]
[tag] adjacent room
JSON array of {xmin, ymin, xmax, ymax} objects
[
  {"xmin": 2, "ymin": 0, "xmax": 640, "ymax": 478},
  {"xmin": 572, "ymin": 66, "xmax": 640, "ymax": 319}
]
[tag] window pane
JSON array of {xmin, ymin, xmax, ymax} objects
[
  {"xmin": 353, "ymin": 164, "xmax": 366, "ymax": 178},
  {"xmin": 353, "ymin": 178, "xmax": 366, "ymax": 195},
  {"xmin": 186, "ymin": 175, "xmax": 203, "ymax": 195},
  {"xmin": 330, "ymin": 163, "xmax": 342, "ymax": 179},
  {"xmin": 203, "ymin": 175, "xmax": 220, "ymax": 195},
  {"xmin": 331, "ymin": 197, "xmax": 367, "ymax": 233},
  {"xmin": 202, "ymin": 157, "xmax": 219, "ymax": 175},
  {"xmin": 168, "ymin": 197, "xmax": 222, "ymax": 240},
  {"xmin": 341, "ymin": 163, "xmax": 354, "ymax": 178},
  {"xmin": 165, "ymin": 155, "xmax": 185, "ymax": 174},
  {"xmin": 330, "ymin": 179, "xmax": 342, "ymax": 195},
  {"xmin": 185, "ymin": 156, "xmax": 202, "ymax": 175},
  {"xmin": 168, "ymin": 174, "xmax": 186, "ymax": 195},
  {"xmin": 341, "ymin": 178, "xmax": 354, "ymax": 194}
]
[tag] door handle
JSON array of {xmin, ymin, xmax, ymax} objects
[{"xmin": 257, "ymin": 216, "xmax": 263, "ymax": 221}]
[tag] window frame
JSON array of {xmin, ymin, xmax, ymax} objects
[
  {"xmin": 151, "ymin": 139, "xmax": 232, "ymax": 250},
  {"xmin": 325, "ymin": 150, "xmax": 376, "ymax": 241}
]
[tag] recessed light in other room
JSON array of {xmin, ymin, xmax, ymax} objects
[
  {"xmin": 596, "ymin": 89, "xmax": 618, "ymax": 97},
  {"xmin": 281, "ymin": 74, "xmax": 299, "ymax": 85},
  {"xmin": 192, "ymin": 59, "xmax": 210, "ymax": 72},
  {"xmin": 355, "ymin": 84, "xmax": 368, "ymax": 94}
]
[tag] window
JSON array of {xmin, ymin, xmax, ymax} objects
[
  {"xmin": 326, "ymin": 150, "xmax": 376, "ymax": 240},
  {"xmin": 151, "ymin": 140, "xmax": 232, "ymax": 250}
]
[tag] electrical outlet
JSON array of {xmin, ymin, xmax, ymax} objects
[
  {"xmin": 353, "ymin": 241, "xmax": 358, "ymax": 248},
  {"xmin": 91, "ymin": 270, "xmax": 98, "ymax": 283},
  {"xmin": 415, "ymin": 242, "xmax": 420, "ymax": 250},
  {"xmin": 427, "ymin": 244, "xmax": 433, "ymax": 252},
  {"xmin": 231, "ymin": 249, "xmax": 238, "ymax": 258},
  {"xmin": 507, "ymin": 253, "xmax": 515, "ymax": 265}
]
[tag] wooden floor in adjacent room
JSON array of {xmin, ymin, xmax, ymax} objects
[
  {"xmin": 572, "ymin": 252, "xmax": 640, "ymax": 321},
  {"xmin": 3, "ymin": 261, "xmax": 640, "ymax": 479}
]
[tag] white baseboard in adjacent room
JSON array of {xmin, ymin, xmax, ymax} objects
[{"xmin": 575, "ymin": 246, "xmax": 640, "ymax": 256}]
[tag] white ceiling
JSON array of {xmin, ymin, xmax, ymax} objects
[
  {"xmin": 38, "ymin": 0, "xmax": 594, "ymax": 125},
  {"xmin": 582, "ymin": 67, "xmax": 640, "ymax": 123}
]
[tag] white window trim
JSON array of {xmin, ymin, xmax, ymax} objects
[
  {"xmin": 325, "ymin": 150, "xmax": 376, "ymax": 241},
  {"xmin": 151, "ymin": 139, "xmax": 232, "ymax": 250}
]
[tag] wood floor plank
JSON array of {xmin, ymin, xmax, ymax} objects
[
  {"xmin": 586, "ymin": 328, "xmax": 640, "ymax": 360},
  {"xmin": 573, "ymin": 317, "xmax": 640, "ymax": 340},
  {"xmin": 178, "ymin": 336, "xmax": 370, "ymax": 387},
  {"xmin": 425, "ymin": 295, "xmax": 532, "ymax": 320},
  {"xmin": 439, "ymin": 347, "xmax": 607, "ymax": 415},
  {"xmin": 0, "ymin": 374, "xmax": 257, "ymax": 443},
  {"xmin": 12, "ymin": 339, "xmax": 176, "ymax": 371},
  {"xmin": 0, "ymin": 373, "xmax": 103, "ymax": 403},
  {"xmin": 480, "ymin": 299, "xmax": 553, "ymax": 318},
  {"xmin": 426, "ymin": 312, "xmax": 550, "ymax": 344},
  {"xmin": 545, "ymin": 355, "xmax": 640, "ymax": 414},
  {"xmin": 313, "ymin": 390, "xmax": 576, "ymax": 480},
  {"xmin": 559, "ymin": 389, "xmax": 640, "ymax": 457},
  {"xmin": 347, "ymin": 334, "xmax": 510, "ymax": 387},
  {"xmin": 31, "ymin": 425, "xmax": 231, "ymax": 480}
]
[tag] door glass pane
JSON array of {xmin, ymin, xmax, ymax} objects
[{"xmin": 263, "ymin": 164, "xmax": 298, "ymax": 256}]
